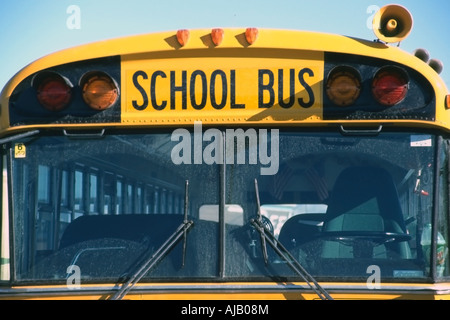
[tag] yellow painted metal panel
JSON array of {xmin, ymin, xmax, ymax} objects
[
  {"xmin": 1, "ymin": 28, "xmax": 449, "ymax": 132},
  {"xmin": 3, "ymin": 281, "xmax": 450, "ymax": 300},
  {"xmin": 121, "ymin": 50, "xmax": 323, "ymax": 125}
]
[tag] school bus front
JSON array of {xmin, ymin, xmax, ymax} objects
[{"xmin": 0, "ymin": 19, "xmax": 450, "ymax": 300}]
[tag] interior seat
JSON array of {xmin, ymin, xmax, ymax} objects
[
  {"xmin": 278, "ymin": 213, "xmax": 324, "ymax": 251},
  {"xmin": 321, "ymin": 166, "xmax": 411, "ymax": 259}
]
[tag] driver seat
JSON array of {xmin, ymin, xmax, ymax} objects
[{"xmin": 321, "ymin": 166, "xmax": 411, "ymax": 259}]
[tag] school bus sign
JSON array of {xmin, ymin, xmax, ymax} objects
[{"xmin": 122, "ymin": 53, "xmax": 324, "ymax": 124}]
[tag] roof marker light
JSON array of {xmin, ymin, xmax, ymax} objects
[
  {"xmin": 176, "ymin": 29, "xmax": 190, "ymax": 47},
  {"xmin": 211, "ymin": 28, "xmax": 224, "ymax": 46},
  {"xmin": 445, "ymin": 95, "xmax": 450, "ymax": 110},
  {"xmin": 413, "ymin": 48, "xmax": 430, "ymax": 63},
  {"xmin": 245, "ymin": 28, "xmax": 258, "ymax": 45},
  {"xmin": 428, "ymin": 59, "xmax": 444, "ymax": 75}
]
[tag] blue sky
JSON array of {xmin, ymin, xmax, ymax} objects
[{"xmin": 0, "ymin": 0, "xmax": 449, "ymax": 90}]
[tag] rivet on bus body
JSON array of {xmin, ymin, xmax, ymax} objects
[
  {"xmin": 211, "ymin": 28, "xmax": 224, "ymax": 46},
  {"xmin": 176, "ymin": 29, "xmax": 190, "ymax": 47}
]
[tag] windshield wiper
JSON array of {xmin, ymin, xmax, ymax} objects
[
  {"xmin": 110, "ymin": 180, "xmax": 194, "ymax": 300},
  {"xmin": 0, "ymin": 129, "xmax": 40, "ymax": 145},
  {"xmin": 251, "ymin": 179, "xmax": 333, "ymax": 300},
  {"xmin": 254, "ymin": 178, "xmax": 269, "ymax": 264}
]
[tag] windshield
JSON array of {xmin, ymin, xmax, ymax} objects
[{"xmin": 8, "ymin": 128, "xmax": 449, "ymax": 284}]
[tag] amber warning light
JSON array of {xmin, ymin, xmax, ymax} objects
[
  {"xmin": 81, "ymin": 72, "xmax": 119, "ymax": 110},
  {"xmin": 326, "ymin": 67, "xmax": 361, "ymax": 107}
]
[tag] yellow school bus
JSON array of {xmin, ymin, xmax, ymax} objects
[{"xmin": 0, "ymin": 4, "xmax": 449, "ymax": 300}]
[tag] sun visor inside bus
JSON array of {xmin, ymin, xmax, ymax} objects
[
  {"xmin": 8, "ymin": 56, "xmax": 121, "ymax": 126},
  {"xmin": 323, "ymin": 52, "xmax": 435, "ymax": 121}
]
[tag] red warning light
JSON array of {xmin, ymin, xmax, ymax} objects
[
  {"xmin": 36, "ymin": 73, "xmax": 72, "ymax": 112},
  {"xmin": 372, "ymin": 67, "xmax": 409, "ymax": 106}
]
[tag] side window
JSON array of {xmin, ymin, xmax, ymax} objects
[
  {"xmin": 36, "ymin": 165, "xmax": 54, "ymax": 250},
  {"xmin": 437, "ymin": 138, "xmax": 450, "ymax": 277},
  {"xmin": 37, "ymin": 165, "xmax": 50, "ymax": 204},
  {"xmin": 74, "ymin": 169, "xmax": 84, "ymax": 216},
  {"xmin": 0, "ymin": 155, "xmax": 10, "ymax": 281},
  {"xmin": 89, "ymin": 172, "xmax": 98, "ymax": 214},
  {"xmin": 116, "ymin": 179, "xmax": 123, "ymax": 214}
]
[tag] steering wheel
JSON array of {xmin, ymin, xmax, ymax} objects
[
  {"xmin": 318, "ymin": 231, "xmax": 411, "ymax": 258},
  {"xmin": 320, "ymin": 231, "xmax": 411, "ymax": 246}
]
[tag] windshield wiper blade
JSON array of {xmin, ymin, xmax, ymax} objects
[
  {"xmin": 250, "ymin": 217, "xmax": 333, "ymax": 300},
  {"xmin": 182, "ymin": 180, "xmax": 190, "ymax": 267},
  {"xmin": 251, "ymin": 179, "xmax": 333, "ymax": 301},
  {"xmin": 0, "ymin": 129, "xmax": 40, "ymax": 145},
  {"xmin": 254, "ymin": 179, "xmax": 269, "ymax": 264},
  {"xmin": 110, "ymin": 180, "xmax": 194, "ymax": 300}
]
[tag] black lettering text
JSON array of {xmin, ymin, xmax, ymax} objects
[
  {"xmin": 278, "ymin": 69, "xmax": 295, "ymax": 108},
  {"xmin": 170, "ymin": 70, "xmax": 187, "ymax": 109},
  {"xmin": 230, "ymin": 70, "xmax": 245, "ymax": 109},
  {"xmin": 298, "ymin": 68, "xmax": 315, "ymax": 108},
  {"xmin": 150, "ymin": 71, "xmax": 167, "ymax": 110},
  {"xmin": 132, "ymin": 71, "xmax": 149, "ymax": 110},
  {"xmin": 190, "ymin": 70, "xmax": 207, "ymax": 110},
  {"xmin": 258, "ymin": 69, "xmax": 274, "ymax": 108},
  {"xmin": 210, "ymin": 70, "xmax": 227, "ymax": 109}
]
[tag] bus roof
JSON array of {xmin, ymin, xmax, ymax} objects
[
  {"xmin": 2, "ymin": 28, "xmax": 445, "ymax": 96},
  {"xmin": 1, "ymin": 28, "xmax": 449, "ymax": 133}
]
